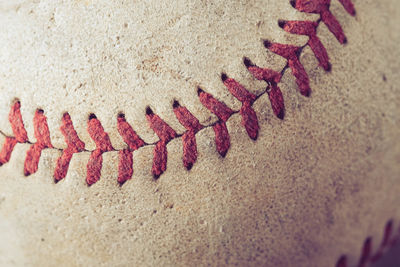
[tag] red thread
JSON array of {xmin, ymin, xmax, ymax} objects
[
  {"xmin": 117, "ymin": 114, "xmax": 145, "ymax": 151},
  {"xmin": 336, "ymin": 256, "xmax": 347, "ymax": 267},
  {"xmin": 198, "ymin": 89, "xmax": 234, "ymax": 157},
  {"xmin": 4, "ymin": 4, "xmax": 394, "ymax": 267},
  {"xmin": 87, "ymin": 149, "xmax": 103, "ymax": 185},
  {"xmin": 244, "ymin": 58, "xmax": 285, "ymax": 119},
  {"xmin": 54, "ymin": 113, "xmax": 86, "ymax": 182},
  {"xmin": 198, "ymin": 88, "xmax": 234, "ymax": 122},
  {"xmin": 291, "ymin": 0, "xmax": 356, "ymax": 44},
  {"xmin": 268, "ymin": 84, "xmax": 285, "ymax": 120},
  {"xmin": 0, "ymin": 101, "xmax": 28, "ymax": 165},
  {"xmin": 370, "ymin": 220, "xmax": 393, "ymax": 262},
  {"xmin": 118, "ymin": 149, "xmax": 133, "ymax": 185},
  {"xmin": 222, "ymin": 74, "xmax": 259, "ymax": 140},
  {"xmin": 9, "ymin": 101, "xmax": 28, "ymax": 143},
  {"xmin": 86, "ymin": 115, "xmax": 114, "ymax": 185},
  {"xmin": 173, "ymin": 101, "xmax": 203, "ymax": 170},
  {"xmin": 117, "ymin": 114, "xmax": 145, "ymax": 183},
  {"xmin": 265, "ymin": 41, "xmax": 311, "ymax": 97},
  {"xmin": 244, "ymin": 60, "xmax": 281, "ymax": 84},
  {"xmin": 280, "ymin": 20, "xmax": 331, "ymax": 71},
  {"xmin": 358, "ymin": 238, "xmax": 372, "ymax": 267},
  {"xmin": 0, "ymin": 137, "xmax": 17, "ymax": 165},
  {"xmin": 338, "ymin": 0, "xmax": 356, "ymax": 16},
  {"xmin": 152, "ymin": 141, "xmax": 168, "ymax": 178},
  {"xmin": 24, "ymin": 110, "xmax": 53, "ymax": 176},
  {"xmin": 0, "ymin": 0, "xmax": 356, "ymax": 186},
  {"xmin": 213, "ymin": 121, "xmax": 230, "ymax": 157},
  {"xmin": 146, "ymin": 108, "xmax": 177, "ymax": 178}
]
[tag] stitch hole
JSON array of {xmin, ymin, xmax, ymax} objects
[
  {"xmin": 186, "ymin": 162, "xmax": 193, "ymax": 171},
  {"xmin": 117, "ymin": 112, "xmax": 125, "ymax": 119},
  {"xmin": 263, "ymin": 40, "xmax": 272, "ymax": 49},
  {"xmin": 278, "ymin": 19, "xmax": 287, "ymax": 29},
  {"xmin": 243, "ymin": 57, "xmax": 254, "ymax": 68},
  {"xmin": 11, "ymin": 98, "xmax": 21, "ymax": 106},
  {"xmin": 88, "ymin": 113, "xmax": 97, "ymax": 120},
  {"xmin": 221, "ymin": 73, "xmax": 228, "ymax": 82},
  {"xmin": 36, "ymin": 109, "xmax": 44, "ymax": 114},
  {"xmin": 172, "ymin": 100, "xmax": 180, "ymax": 109},
  {"xmin": 326, "ymin": 62, "xmax": 332, "ymax": 72},
  {"xmin": 145, "ymin": 106, "xmax": 154, "ymax": 115},
  {"xmin": 289, "ymin": 0, "xmax": 296, "ymax": 9},
  {"xmin": 197, "ymin": 87, "xmax": 204, "ymax": 96}
]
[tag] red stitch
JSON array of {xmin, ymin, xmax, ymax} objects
[
  {"xmin": 118, "ymin": 149, "xmax": 133, "ymax": 185},
  {"xmin": 213, "ymin": 122, "xmax": 230, "ymax": 157},
  {"xmin": 358, "ymin": 238, "xmax": 372, "ymax": 267},
  {"xmin": 54, "ymin": 113, "xmax": 86, "ymax": 182},
  {"xmin": 320, "ymin": 9, "xmax": 347, "ymax": 44},
  {"xmin": 198, "ymin": 89, "xmax": 234, "ymax": 157},
  {"xmin": 146, "ymin": 107, "xmax": 177, "ymax": 178},
  {"xmin": 279, "ymin": 20, "xmax": 331, "ymax": 71},
  {"xmin": 389, "ymin": 224, "xmax": 400, "ymax": 246},
  {"xmin": 244, "ymin": 59, "xmax": 285, "ymax": 119},
  {"xmin": 24, "ymin": 109, "xmax": 53, "ymax": 176},
  {"xmin": 221, "ymin": 74, "xmax": 257, "ymax": 104},
  {"xmin": 146, "ymin": 108, "xmax": 177, "ymax": 143},
  {"xmin": 268, "ymin": 84, "xmax": 285, "ymax": 120},
  {"xmin": 116, "ymin": 114, "xmax": 145, "ymax": 183},
  {"xmin": 173, "ymin": 101, "xmax": 203, "ymax": 170},
  {"xmin": 290, "ymin": 0, "xmax": 355, "ymax": 44},
  {"xmin": 198, "ymin": 88, "xmax": 234, "ymax": 122},
  {"xmin": 54, "ymin": 148, "xmax": 74, "ymax": 182},
  {"xmin": 240, "ymin": 102, "xmax": 259, "ymax": 140},
  {"xmin": 336, "ymin": 219, "xmax": 399, "ymax": 267},
  {"xmin": 370, "ymin": 220, "xmax": 393, "ymax": 262},
  {"xmin": 87, "ymin": 149, "xmax": 103, "ymax": 185},
  {"xmin": 265, "ymin": 41, "xmax": 311, "ymax": 97},
  {"xmin": 245, "ymin": 65, "xmax": 281, "ymax": 84},
  {"xmin": 0, "ymin": 137, "xmax": 17, "ymax": 165},
  {"xmin": 0, "ymin": 0, "xmax": 356, "ymax": 187},
  {"xmin": 86, "ymin": 115, "xmax": 114, "ymax": 185},
  {"xmin": 88, "ymin": 114, "xmax": 114, "ymax": 152},
  {"xmin": 152, "ymin": 141, "xmax": 168, "ymax": 178},
  {"xmin": 338, "ymin": 0, "xmax": 356, "ymax": 16},
  {"xmin": 9, "ymin": 101, "xmax": 28, "ymax": 143},
  {"xmin": 173, "ymin": 102, "xmax": 203, "ymax": 133},
  {"xmin": 117, "ymin": 114, "xmax": 145, "ymax": 151},
  {"xmin": 336, "ymin": 256, "xmax": 347, "ymax": 267},
  {"xmin": 0, "ymin": 102, "xmax": 29, "ymax": 165},
  {"xmin": 181, "ymin": 131, "xmax": 197, "ymax": 170},
  {"xmin": 221, "ymin": 74, "xmax": 259, "ymax": 140}
]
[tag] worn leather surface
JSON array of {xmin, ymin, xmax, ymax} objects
[{"xmin": 0, "ymin": 0, "xmax": 399, "ymax": 266}]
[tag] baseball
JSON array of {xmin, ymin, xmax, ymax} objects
[{"xmin": 0, "ymin": 0, "xmax": 399, "ymax": 266}]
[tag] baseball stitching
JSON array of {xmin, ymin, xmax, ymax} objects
[
  {"xmin": 0, "ymin": 0, "xmax": 356, "ymax": 185},
  {"xmin": 4, "ymin": 1, "xmax": 399, "ymax": 266}
]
